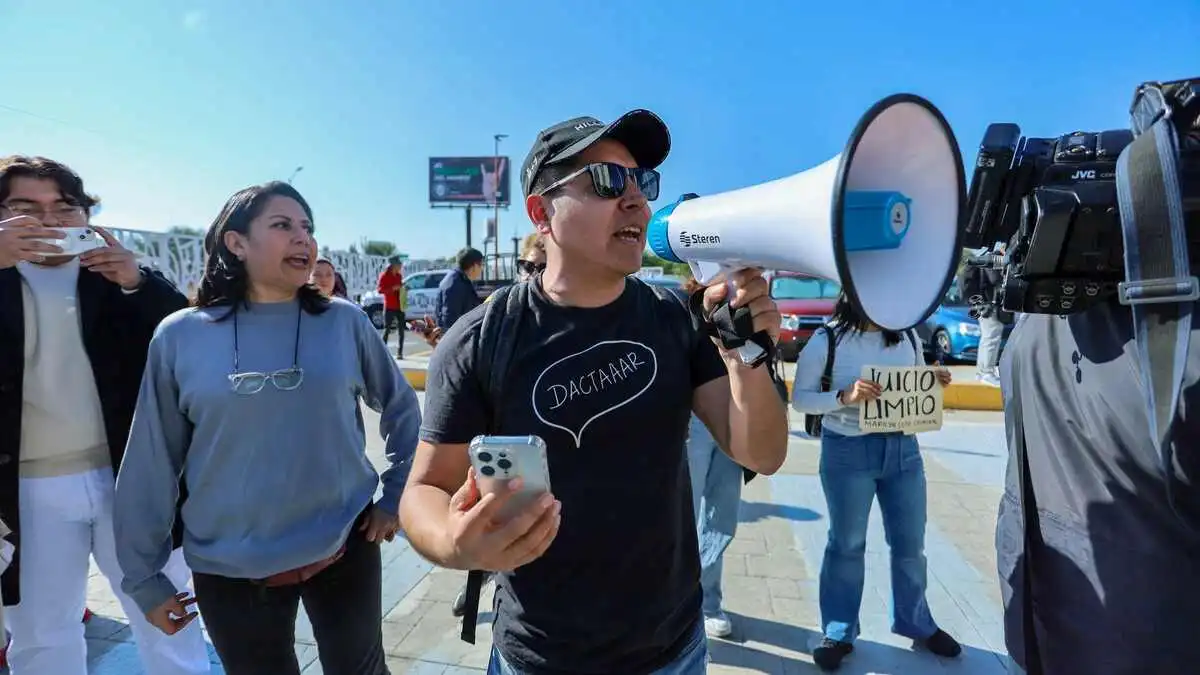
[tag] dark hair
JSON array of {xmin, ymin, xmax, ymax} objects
[
  {"xmin": 830, "ymin": 294, "xmax": 904, "ymax": 347},
  {"xmin": 0, "ymin": 155, "xmax": 100, "ymax": 213},
  {"xmin": 195, "ymin": 181, "xmax": 329, "ymax": 319},
  {"xmin": 456, "ymin": 246, "xmax": 484, "ymax": 271},
  {"xmin": 529, "ymin": 157, "xmax": 583, "ymax": 197}
]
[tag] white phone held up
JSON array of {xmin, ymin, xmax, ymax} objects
[
  {"xmin": 38, "ymin": 227, "xmax": 106, "ymax": 256},
  {"xmin": 467, "ymin": 435, "xmax": 551, "ymax": 522}
]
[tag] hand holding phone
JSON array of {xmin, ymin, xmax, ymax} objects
[{"xmin": 444, "ymin": 435, "xmax": 560, "ymax": 571}]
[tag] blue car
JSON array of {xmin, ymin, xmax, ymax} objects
[{"xmin": 914, "ymin": 282, "xmax": 1013, "ymax": 364}]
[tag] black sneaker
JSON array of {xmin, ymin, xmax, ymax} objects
[
  {"xmin": 921, "ymin": 629, "xmax": 962, "ymax": 658},
  {"xmin": 813, "ymin": 637, "xmax": 853, "ymax": 671}
]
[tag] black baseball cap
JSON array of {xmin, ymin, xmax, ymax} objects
[{"xmin": 520, "ymin": 109, "xmax": 671, "ymax": 198}]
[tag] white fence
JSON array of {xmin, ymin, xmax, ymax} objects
[{"xmin": 108, "ymin": 227, "xmax": 398, "ymax": 299}]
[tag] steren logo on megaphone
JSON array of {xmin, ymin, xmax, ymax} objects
[{"xmin": 678, "ymin": 230, "xmax": 722, "ymax": 248}]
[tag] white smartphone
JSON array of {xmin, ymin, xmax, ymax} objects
[
  {"xmin": 36, "ymin": 227, "xmax": 106, "ymax": 256},
  {"xmin": 467, "ymin": 435, "xmax": 551, "ymax": 522}
]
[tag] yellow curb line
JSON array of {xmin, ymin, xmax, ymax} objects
[{"xmin": 402, "ymin": 367, "xmax": 1003, "ymax": 412}]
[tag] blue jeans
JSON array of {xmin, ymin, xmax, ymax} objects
[
  {"xmin": 686, "ymin": 414, "xmax": 743, "ymax": 616},
  {"xmin": 486, "ymin": 620, "xmax": 708, "ymax": 674},
  {"xmin": 818, "ymin": 428, "xmax": 938, "ymax": 643}
]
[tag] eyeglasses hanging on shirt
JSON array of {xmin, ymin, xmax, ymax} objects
[{"xmin": 228, "ymin": 304, "xmax": 304, "ymax": 395}]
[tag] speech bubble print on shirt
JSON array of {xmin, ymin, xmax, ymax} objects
[{"xmin": 531, "ymin": 340, "xmax": 658, "ymax": 448}]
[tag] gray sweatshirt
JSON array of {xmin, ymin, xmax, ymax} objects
[{"xmin": 114, "ymin": 297, "xmax": 420, "ymax": 614}]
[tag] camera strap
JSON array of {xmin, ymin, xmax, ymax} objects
[{"xmin": 1116, "ymin": 85, "xmax": 1198, "ymax": 527}]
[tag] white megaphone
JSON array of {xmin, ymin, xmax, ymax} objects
[{"xmin": 647, "ymin": 93, "xmax": 966, "ymax": 363}]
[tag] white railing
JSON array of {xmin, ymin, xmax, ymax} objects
[{"xmin": 108, "ymin": 227, "xmax": 393, "ymax": 299}]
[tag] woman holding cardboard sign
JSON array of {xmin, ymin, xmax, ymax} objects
[{"xmin": 791, "ymin": 295, "xmax": 958, "ymax": 672}]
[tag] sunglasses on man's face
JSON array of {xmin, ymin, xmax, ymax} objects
[
  {"xmin": 538, "ymin": 162, "xmax": 660, "ymax": 202},
  {"xmin": 516, "ymin": 259, "xmax": 546, "ymax": 276}
]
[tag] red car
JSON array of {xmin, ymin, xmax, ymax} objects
[{"xmin": 771, "ymin": 273, "xmax": 841, "ymax": 362}]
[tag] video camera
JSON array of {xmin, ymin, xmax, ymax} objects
[{"xmin": 962, "ymin": 77, "xmax": 1200, "ymax": 316}]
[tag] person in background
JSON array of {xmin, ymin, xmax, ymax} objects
[
  {"xmin": 791, "ymin": 294, "xmax": 960, "ymax": 672},
  {"xmin": 959, "ymin": 243, "xmax": 1008, "ymax": 386},
  {"xmin": 433, "ymin": 246, "xmax": 483, "ymax": 331},
  {"xmin": 377, "ymin": 255, "xmax": 407, "ymax": 359},
  {"xmin": 0, "ymin": 155, "xmax": 209, "ymax": 675},
  {"xmin": 680, "ymin": 276, "xmax": 744, "ymax": 640},
  {"xmin": 113, "ymin": 180, "xmax": 421, "ymax": 675},
  {"xmin": 483, "ymin": 233, "xmax": 545, "ymax": 304},
  {"xmin": 311, "ymin": 256, "xmax": 347, "ymax": 299}
]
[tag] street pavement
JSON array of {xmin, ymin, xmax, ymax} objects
[{"xmin": 31, "ymin": 392, "xmax": 1012, "ymax": 675}]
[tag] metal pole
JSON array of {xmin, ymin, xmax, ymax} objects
[
  {"xmin": 493, "ymin": 134, "xmax": 507, "ymax": 280},
  {"xmin": 465, "ymin": 205, "xmax": 473, "ymax": 248}
]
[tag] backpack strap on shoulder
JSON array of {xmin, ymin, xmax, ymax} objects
[
  {"xmin": 461, "ymin": 281, "xmax": 528, "ymax": 645},
  {"xmin": 644, "ymin": 280, "xmax": 694, "ymax": 352}
]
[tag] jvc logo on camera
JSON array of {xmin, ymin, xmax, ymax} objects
[{"xmin": 678, "ymin": 231, "xmax": 721, "ymax": 248}]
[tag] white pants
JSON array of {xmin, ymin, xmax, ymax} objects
[
  {"xmin": 6, "ymin": 467, "xmax": 210, "ymax": 675},
  {"xmin": 976, "ymin": 313, "xmax": 1006, "ymax": 376}
]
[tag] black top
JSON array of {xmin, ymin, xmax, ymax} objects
[
  {"xmin": 996, "ymin": 303, "xmax": 1200, "ymax": 674},
  {"xmin": 434, "ymin": 268, "xmax": 482, "ymax": 331},
  {"xmin": 420, "ymin": 277, "xmax": 727, "ymax": 674},
  {"xmin": 0, "ymin": 266, "xmax": 189, "ymax": 606}
]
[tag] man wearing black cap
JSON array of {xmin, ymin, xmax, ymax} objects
[{"xmin": 400, "ymin": 109, "xmax": 790, "ymax": 674}]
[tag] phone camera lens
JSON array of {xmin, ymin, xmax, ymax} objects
[
  {"xmin": 480, "ymin": 465, "xmax": 495, "ymax": 477},
  {"xmin": 497, "ymin": 459, "xmax": 512, "ymax": 470},
  {"xmin": 478, "ymin": 452, "xmax": 493, "ymax": 462}
]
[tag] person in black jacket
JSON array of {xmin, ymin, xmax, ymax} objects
[
  {"xmin": 433, "ymin": 246, "xmax": 484, "ymax": 331},
  {"xmin": 0, "ymin": 155, "xmax": 209, "ymax": 675}
]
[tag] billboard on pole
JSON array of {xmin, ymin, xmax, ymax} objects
[{"xmin": 429, "ymin": 156, "xmax": 511, "ymax": 206}]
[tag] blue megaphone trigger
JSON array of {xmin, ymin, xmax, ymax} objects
[{"xmin": 842, "ymin": 190, "xmax": 911, "ymax": 252}]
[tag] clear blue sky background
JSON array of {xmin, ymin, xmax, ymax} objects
[{"xmin": 2, "ymin": 0, "xmax": 1196, "ymax": 258}]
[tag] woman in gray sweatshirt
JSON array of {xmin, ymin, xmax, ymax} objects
[{"xmin": 113, "ymin": 181, "xmax": 420, "ymax": 675}]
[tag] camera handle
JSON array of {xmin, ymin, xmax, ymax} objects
[{"xmin": 1116, "ymin": 80, "xmax": 1199, "ymax": 533}]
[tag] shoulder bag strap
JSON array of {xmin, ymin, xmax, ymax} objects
[
  {"xmin": 1008, "ymin": 349, "xmax": 1044, "ymax": 675},
  {"xmin": 1116, "ymin": 82, "xmax": 1199, "ymax": 530}
]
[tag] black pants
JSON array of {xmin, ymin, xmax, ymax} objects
[
  {"xmin": 381, "ymin": 309, "xmax": 406, "ymax": 355},
  {"xmin": 192, "ymin": 529, "xmax": 389, "ymax": 675}
]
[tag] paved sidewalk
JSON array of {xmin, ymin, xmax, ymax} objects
[{"xmin": 6, "ymin": 403, "xmax": 1013, "ymax": 674}]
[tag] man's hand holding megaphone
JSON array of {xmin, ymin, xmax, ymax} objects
[{"xmin": 698, "ymin": 268, "xmax": 781, "ymax": 357}]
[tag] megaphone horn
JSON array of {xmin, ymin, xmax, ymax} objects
[{"xmin": 647, "ymin": 93, "xmax": 966, "ymax": 332}]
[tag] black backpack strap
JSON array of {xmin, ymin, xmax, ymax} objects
[
  {"xmin": 804, "ymin": 325, "xmax": 837, "ymax": 437},
  {"xmin": 461, "ymin": 282, "xmax": 528, "ymax": 644}
]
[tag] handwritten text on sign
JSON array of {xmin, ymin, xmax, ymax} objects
[{"xmin": 859, "ymin": 365, "xmax": 944, "ymax": 433}]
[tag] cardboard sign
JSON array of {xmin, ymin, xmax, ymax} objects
[{"xmin": 859, "ymin": 365, "xmax": 944, "ymax": 433}]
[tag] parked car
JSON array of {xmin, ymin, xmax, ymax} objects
[
  {"xmin": 772, "ymin": 273, "xmax": 841, "ymax": 362},
  {"xmin": 914, "ymin": 281, "xmax": 1014, "ymax": 363},
  {"xmin": 359, "ymin": 290, "xmax": 387, "ymax": 329}
]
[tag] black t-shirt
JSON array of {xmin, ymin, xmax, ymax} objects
[
  {"xmin": 420, "ymin": 277, "xmax": 727, "ymax": 675},
  {"xmin": 996, "ymin": 303, "xmax": 1200, "ymax": 673}
]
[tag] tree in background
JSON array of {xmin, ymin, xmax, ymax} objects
[{"xmin": 642, "ymin": 251, "xmax": 690, "ymax": 277}]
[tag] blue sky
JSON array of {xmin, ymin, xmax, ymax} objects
[{"xmin": 2, "ymin": 0, "xmax": 1196, "ymax": 259}]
